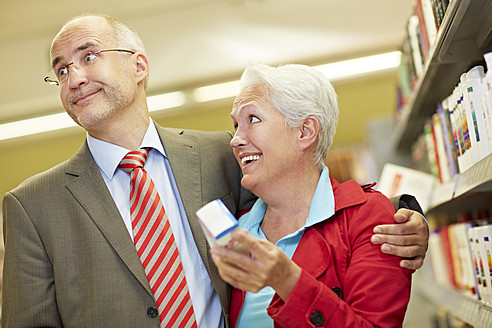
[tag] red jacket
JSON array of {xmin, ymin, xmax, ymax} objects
[{"xmin": 230, "ymin": 178, "xmax": 413, "ymax": 327}]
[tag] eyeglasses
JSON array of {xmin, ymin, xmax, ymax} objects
[{"xmin": 44, "ymin": 49, "xmax": 136, "ymax": 86}]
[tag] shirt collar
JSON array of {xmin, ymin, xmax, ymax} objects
[
  {"xmin": 239, "ymin": 165, "xmax": 335, "ymax": 232},
  {"xmin": 87, "ymin": 121, "xmax": 166, "ymax": 180}
]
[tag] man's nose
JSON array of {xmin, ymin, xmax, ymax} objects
[{"xmin": 67, "ymin": 65, "xmax": 89, "ymax": 88}]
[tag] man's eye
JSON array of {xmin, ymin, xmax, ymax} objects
[
  {"xmin": 57, "ymin": 66, "xmax": 68, "ymax": 77},
  {"xmin": 84, "ymin": 53, "xmax": 97, "ymax": 64}
]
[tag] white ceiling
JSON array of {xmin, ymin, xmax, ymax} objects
[{"xmin": 0, "ymin": 0, "xmax": 413, "ymax": 125}]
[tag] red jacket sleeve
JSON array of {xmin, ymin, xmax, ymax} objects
[{"xmin": 266, "ymin": 190, "xmax": 413, "ymax": 327}]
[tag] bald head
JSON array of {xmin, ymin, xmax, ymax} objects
[
  {"xmin": 50, "ymin": 14, "xmax": 149, "ymax": 89},
  {"xmin": 51, "ymin": 15, "xmax": 146, "ymax": 66}
]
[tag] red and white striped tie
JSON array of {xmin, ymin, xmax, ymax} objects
[{"xmin": 120, "ymin": 148, "xmax": 197, "ymax": 328}]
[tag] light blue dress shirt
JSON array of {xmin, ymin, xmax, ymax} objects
[
  {"xmin": 236, "ymin": 166, "xmax": 335, "ymax": 328},
  {"xmin": 87, "ymin": 121, "xmax": 223, "ymax": 328}
]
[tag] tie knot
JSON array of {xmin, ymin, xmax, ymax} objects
[{"xmin": 119, "ymin": 148, "xmax": 150, "ymax": 173}]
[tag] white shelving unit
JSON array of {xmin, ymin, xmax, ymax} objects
[
  {"xmin": 392, "ymin": 1, "xmax": 492, "ymax": 326},
  {"xmin": 427, "ymin": 154, "xmax": 492, "ymax": 214},
  {"xmin": 392, "ymin": 0, "xmax": 492, "ymax": 153},
  {"xmin": 414, "ymin": 277, "xmax": 492, "ymax": 328}
]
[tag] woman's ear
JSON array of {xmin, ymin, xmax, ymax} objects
[
  {"xmin": 299, "ymin": 115, "xmax": 320, "ymax": 150},
  {"xmin": 134, "ymin": 52, "xmax": 149, "ymax": 85}
]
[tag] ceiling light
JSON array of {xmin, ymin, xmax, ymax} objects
[
  {"xmin": 0, "ymin": 113, "xmax": 78, "ymax": 142},
  {"xmin": 0, "ymin": 91, "xmax": 186, "ymax": 142},
  {"xmin": 147, "ymin": 91, "xmax": 186, "ymax": 112},
  {"xmin": 193, "ymin": 80, "xmax": 241, "ymax": 103},
  {"xmin": 314, "ymin": 51, "xmax": 401, "ymax": 81},
  {"xmin": 192, "ymin": 51, "xmax": 401, "ymax": 103},
  {"xmin": 0, "ymin": 51, "xmax": 400, "ymax": 142}
]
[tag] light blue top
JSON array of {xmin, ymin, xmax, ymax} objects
[
  {"xmin": 87, "ymin": 121, "xmax": 223, "ymax": 328},
  {"xmin": 236, "ymin": 166, "xmax": 335, "ymax": 328}
]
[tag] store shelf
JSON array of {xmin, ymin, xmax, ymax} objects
[
  {"xmin": 454, "ymin": 155, "xmax": 492, "ymax": 196},
  {"xmin": 426, "ymin": 154, "xmax": 492, "ymax": 214},
  {"xmin": 395, "ymin": 2, "xmax": 492, "ymax": 327},
  {"xmin": 414, "ymin": 279, "xmax": 492, "ymax": 327},
  {"xmin": 394, "ymin": 0, "xmax": 492, "ymax": 152},
  {"xmin": 428, "ymin": 178, "xmax": 456, "ymax": 210}
]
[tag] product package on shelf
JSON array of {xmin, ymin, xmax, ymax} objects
[
  {"xmin": 376, "ymin": 162, "xmax": 436, "ymax": 213},
  {"xmin": 406, "ymin": 15, "xmax": 424, "ymax": 80},
  {"xmin": 483, "ymin": 52, "xmax": 492, "ymax": 157},
  {"xmin": 424, "ymin": 121, "xmax": 441, "ymax": 181},
  {"xmin": 465, "ymin": 67, "xmax": 491, "ymax": 160},
  {"xmin": 410, "ymin": 133, "xmax": 431, "ymax": 173},
  {"xmin": 456, "ymin": 222, "xmax": 477, "ymax": 298},
  {"xmin": 428, "ymin": 223, "xmax": 476, "ymax": 298},
  {"xmin": 484, "ymin": 226, "xmax": 492, "ymax": 306},
  {"xmin": 429, "ymin": 231, "xmax": 453, "ymax": 289},
  {"xmin": 470, "ymin": 226, "xmax": 492, "ymax": 305},
  {"xmin": 438, "ymin": 100, "xmax": 459, "ymax": 178},
  {"xmin": 414, "ymin": 0, "xmax": 433, "ymax": 61},
  {"xmin": 397, "ymin": 0, "xmax": 451, "ymax": 120},
  {"xmin": 430, "ymin": 0, "xmax": 449, "ymax": 28},
  {"xmin": 397, "ymin": 37, "xmax": 417, "ymax": 114},
  {"xmin": 426, "ymin": 212, "xmax": 492, "ymax": 306},
  {"xmin": 406, "ymin": 0, "xmax": 447, "ymax": 73},
  {"xmin": 413, "ymin": 58, "xmax": 492, "ymax": 182}
]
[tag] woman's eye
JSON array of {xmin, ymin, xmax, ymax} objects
[{"xmin": 250, "ymin": 116, "xmax": 260, "ymax": 124}]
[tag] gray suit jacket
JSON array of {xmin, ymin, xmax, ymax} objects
[{"xmin": 2, "ymin": 125, "xmax": 255, "ymax": 327}]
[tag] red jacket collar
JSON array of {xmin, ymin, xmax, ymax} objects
[
  {"xmin": 292, "ymin": 178, "xmax": 368, "ymax": 279},
  {"xmin": 331, "ymin": 177, "xmax": 369, "ymax": 212}
]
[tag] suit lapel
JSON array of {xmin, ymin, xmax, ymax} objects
[
  {"xmin": 65, "ymin": 142, "xmax": 152, "ymax": 296},
  {"xmin": 156, "ymin": 125, "xmax": 233, "ymax": 315},
  {"xmin": 155, "ymin": 126, "xmax": 209, "ymax": 263}
]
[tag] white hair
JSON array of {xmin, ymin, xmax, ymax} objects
[{"xmin": 239, "ymin": 64, "xmax": 339, "ymax": 167}]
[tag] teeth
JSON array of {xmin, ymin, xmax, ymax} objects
[{"xmin": 242, "ymin": 155, "xmax": 260, "ymax": 165}]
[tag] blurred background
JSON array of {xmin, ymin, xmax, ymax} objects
[
  {"xmin": 0, "ymin": 0, "xmax": 415, "ymax": 197},
  {"xmin": 0, "ymin": 0, "xmax": 424, "ymax": 324}
]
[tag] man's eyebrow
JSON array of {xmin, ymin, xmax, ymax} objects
[{"xmin": 51, "ymin": 42, "xmax": 97, "ymax": 68}]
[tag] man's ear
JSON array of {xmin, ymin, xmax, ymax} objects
[
  {"xmin": 134, "ymin": 52, "xmax": 149, "ymax": 85},
  {"xmin": 299, "ymin": 115, "xmax": 320, "ymax": 150}
]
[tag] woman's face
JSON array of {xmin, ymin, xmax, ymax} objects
[{"xmin": 230, "ymin": 86, "xmax": 300, "ymax": 194}]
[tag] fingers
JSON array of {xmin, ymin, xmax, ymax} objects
[
  {"xmin": 379, "ymin": 242, "xmax": 426, "ymax": 259},
  {"xmin": 210, "ymin": 229, "xmax": 301, "ymax": 297},
  {"xmin": 210, "ymin": 246, "xmax": 262, "ymax": 291},
  {"xmin": 400, "ymin": 256, "xmax": 425, "ymax": 270},
  {"xmin": 230, "ymin": 229, "xmax": 269, "ymax": 256},
  {"xmin": 210, "ymin": 230, "xmax": 276, "ymax": 292},
  {"xmin": 371, "ymin": 233, "xmax": 425, "ymax": 247},
  {"xmin": 394, "ymin": 208, "xmax": 414, "ymax": 223},
  {"xmin": 373, "ymin": 212, "xmax": 427, "ymax": 236},
  {"xmin": 372, "ymin": 210, "xmax": 429, "ymax": 267}
]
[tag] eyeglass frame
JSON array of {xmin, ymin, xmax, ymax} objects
[{"xmin": 44, "ymin": 48, "xmax": 136, "ymax": 86}]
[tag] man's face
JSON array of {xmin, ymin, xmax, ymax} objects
[{"xmin": 50, "ymin": 17, "xmax": 137, "ymax": 132}]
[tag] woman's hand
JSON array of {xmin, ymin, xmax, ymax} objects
[{"xmin": 210, "ymin": 229, "xmax": 301, "ymax": 300}]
